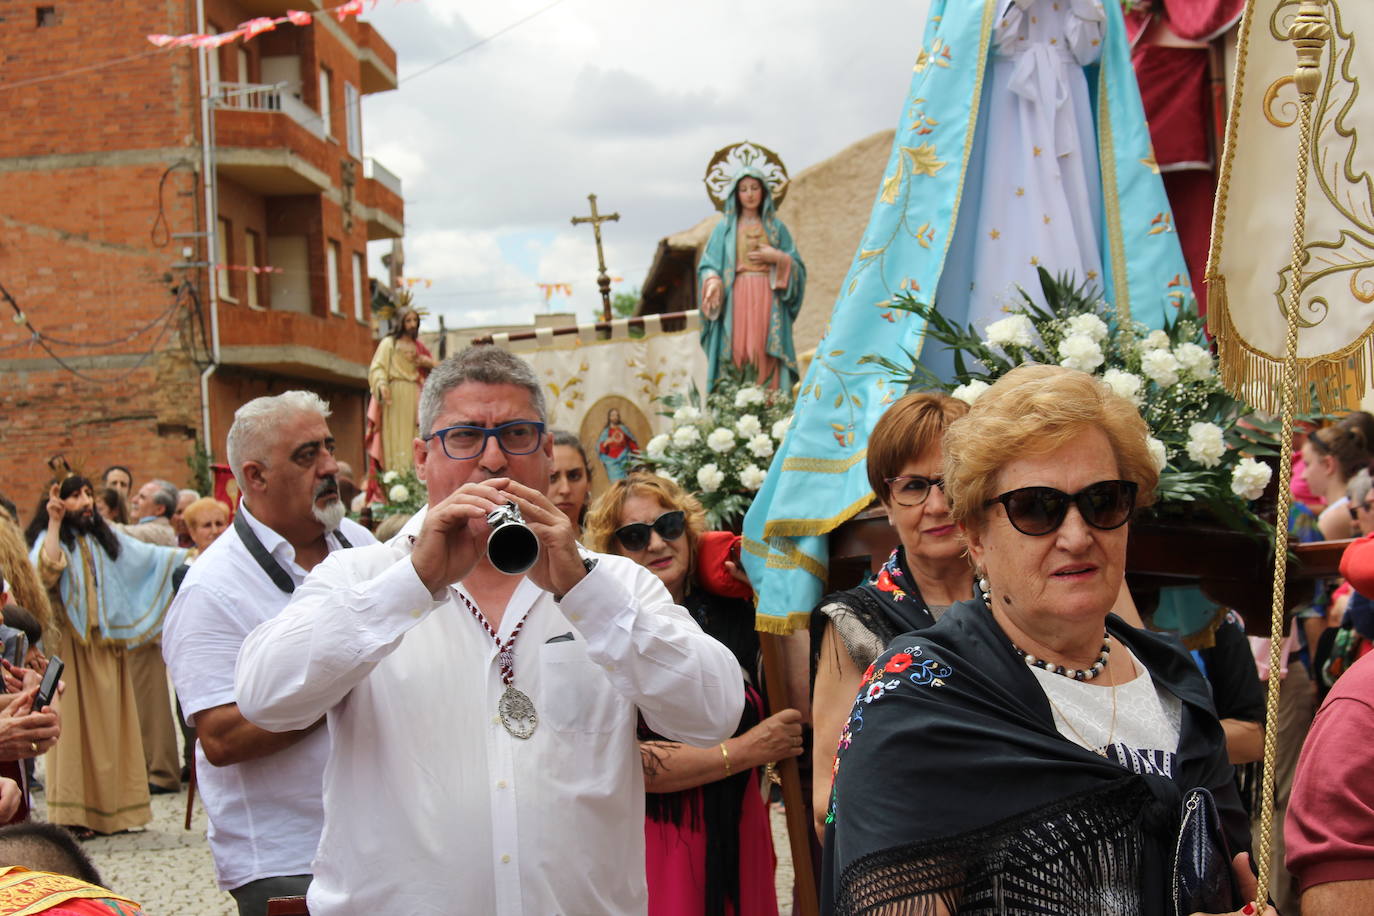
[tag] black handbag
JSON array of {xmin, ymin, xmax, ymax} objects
[{"xmin": 1172, "ymin": 786, "xmax": 1238, "ymax": 916}]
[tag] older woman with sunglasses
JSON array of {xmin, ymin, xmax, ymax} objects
[
  {"xmin": 586, "ymin": 472, "xmax": 802, "ymax": 916},
  {"xmin": 809, "ymin": 391, "xmax": 972, "ymax": 837},
  {"xmin": 824, "ymin": 366, "xmax": 1258, "ymax": 916}
]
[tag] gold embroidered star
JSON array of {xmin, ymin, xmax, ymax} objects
[
  {"xmin": 1043, "ymin": 214, "xmax": 1052, "ymax": 225},
  {"xmin": 1030, "ymin": 256, "xmax": 1040, "ymax": 266},
  {"xmin": 1032, "ymin": 146, "xmax": 1043, "ymax": 158},
  {"xmin": 1015, "ymin": 187, "xmax": 1025, "ymax": 197},
  {"xmin": 1087, "ymin": 270, "xmax": 1099, "ymax": 281},
  {"xmin": 989, "ymin": 229, "xmax": 1001, "ymax": 240}
]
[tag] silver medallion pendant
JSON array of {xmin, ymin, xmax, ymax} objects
[{"xmin": 498, "ymin": 684, "xmax": 538, "ymax": 739}]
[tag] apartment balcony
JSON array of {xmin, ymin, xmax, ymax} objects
[
  {"xmin": 358, "ymin": 157, "xmax": 404, "ymax": 240},
  {"xmin": 216, "ymin": 305, "xmax": 375, "ymax": 387},
  {"xmin": 212, "ymin": 82, "xmax": 332, "ymax": 195},
  {"xmin": 356, "ymin": 22, "xmax": 398, "ymax": 94}
]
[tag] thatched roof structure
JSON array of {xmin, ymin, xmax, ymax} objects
[{"xmin": 637, "ymin": 129, "xmax": 895, "ymax": 356}]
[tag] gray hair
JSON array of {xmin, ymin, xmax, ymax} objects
[
  {"xmin": 177, "ymin": 488, "xmax": 199, "ymax": 504},
  {"xmin": 148, "ymin": 479, "xmax": 178, "ymax": 517},
  {"xmin": 1349, "ymin": 468, "xmax": 1373, "ymax": 507},
  {"xmin": 226, "ymin": 390, "xmax": 332, "ymax": 487},
  {"xmin": 418, "ymin": 346, "xmax": 546, "ymax": 436}
]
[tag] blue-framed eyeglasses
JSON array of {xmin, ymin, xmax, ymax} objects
[{"xmin": 423, "ymin": 420, "xmax": 546, "ymax": 460}]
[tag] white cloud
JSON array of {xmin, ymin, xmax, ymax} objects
[{"xmin": 361, "ymin": 0, "xmax": 931, "ymax": 330}]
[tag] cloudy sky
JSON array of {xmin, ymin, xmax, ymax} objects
[{"xmin": 361, "ymin": 0, "xmax": 933, "ymax": 331}]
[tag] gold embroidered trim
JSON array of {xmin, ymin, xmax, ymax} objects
[
  {"xmin": 1097, "ymin": 56, "xmax": 1131, "ymax": 323},
  {"xmin": 780, "ymin": 449, "xmax": 869, "ymax": 474},
  {"xmin": 761, "ymin": 491, "xmax": 876, "ymax": 540}
]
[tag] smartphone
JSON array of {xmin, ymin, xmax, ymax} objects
[{"xmin": 32, "ymin": 655, "xmax": 63, "ymax": 713}]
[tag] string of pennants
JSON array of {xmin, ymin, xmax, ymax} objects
[
  {"xmin": 147, "ymin": 0, "xmax": 388, "ymax": 50},
  {"xmin": 216, "ymin": 264, "xmax": 284, "ymax": 274}
]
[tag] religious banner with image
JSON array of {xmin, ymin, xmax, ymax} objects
[
  {"xmin": 1207, "ymin": 0, "xmax": 1374, "ymax": 411},
  {"xmin": 487, "ymin": 315, "xmax": 708, "ymax": 497}
]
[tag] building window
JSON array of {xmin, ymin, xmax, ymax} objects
[
  {"xmin": 344, "ymin": 82, "xmax": 361, "ymax": 158},
  {"xmin": 36, "ymin": 6, "xmax": 59, "ymax": 27},
  {"xmin": 245, "ymin": 230, "xmax": 261, "ymax": 308},
  {"xmin": 216, "ymin": 217, "xmax": 234, "ymax": 302},
  {"xmin": 236, "ymin": 47, "xmax": 250, "ymax": 85},
  {"xmin": 318, "ymin": 66, "xmax": 332, "ymax": 136},
  {"xmin": 327, "ymin": 241, "xmax": 341, "ymax": 314},
  {"xmin": 352, "ymin": 252, "xmax": 365, "ymax": 321}
]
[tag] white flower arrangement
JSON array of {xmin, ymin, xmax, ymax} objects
[
  {"xmin": 649, "ymin": 369, "xmax": 797, "ymax": 528},
  {"xmin": 1185, "ymin": 422, "xmax": 1226, "ymax": 468},
  {"xmin": 1057, "ymin": 334, "xmax": 1105, "ymax": 373},
  {"xmin": 672, "ymin": 425, "xmax": 701, "ymax": 448},
  {"xmin": 868, "ymin": 269, "xmax": 1282, "ymax": 533},
  {"xmin": 646, "ymin": 433, "xmax": 670, "ymax": 460},
  {"xmin": 951, "ymin": 379, "xmax": 991, "ymax": 404},
  {"xmin": 1231, "ymin": 458, "xmax": 1274, "ymax": 501},
  {"xmin": 706, "ymin": 427, "xmax": 736, "ymax": 453},
  {"xmin": 1102, "ymin": 368, "xmax": 1144, "ymax": 407},
  {"xmin": 746, "ymin": 433, "xmax": 775, "ymax": 460},
  {"xmin": 371, "ymin": 466, "xmax": 428, "ymax": 522},
  {"xmin": 697, "ymin": 463, "xmax": 725, "ymax": 493},
  {"xmin": 735, "ymin": 414, "xmax": 763, "ymax": 438},
  {"xmin": 985, "ymin": 313, "xmax": 1037, "ymax": 349}
]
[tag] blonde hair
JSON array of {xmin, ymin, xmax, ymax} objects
[
  {"xmin": 0, "ymin": 519, "xmax": 53, "ymax": 640},
  {"xmin": 584, "ymin": 473, "xmax": 707, "ymax": 573},
  {"xmin": 182, "ymin": 497, "xmax": 231, "ymax": 529},
  {"xmin": 943, "ymin": 365, "xmax": 1158, "ymax": 532}
]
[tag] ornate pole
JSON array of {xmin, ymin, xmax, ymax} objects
[
  {"xmin": 570, "ymin": 193, "xmax": 620, "ymax": 322},
  {"xmin": 1255, "ymin": 1, "xmax": 1330, "ymax": 909}
]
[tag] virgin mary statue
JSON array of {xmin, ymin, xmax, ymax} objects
[{"xmin": 698, "ymin": 144, "xmax": 806, "ymax": 392}]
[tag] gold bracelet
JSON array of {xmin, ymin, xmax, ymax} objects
[{"xmin": 720, "ymin": 742, "xmax": 732, "ymax": 777}]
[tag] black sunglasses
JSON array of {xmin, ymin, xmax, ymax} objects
[
  {"xmin": 983, "ymin": 480, "xmax": 1138, "ymax": 537},
  {"xmin": 614, "ymin": 510, "xmax": 686, "ymax": 552}
]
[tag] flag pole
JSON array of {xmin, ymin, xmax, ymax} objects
[{"xmin": 1253, "ymin": 1, "xmax": 1330, "ymax": 907}]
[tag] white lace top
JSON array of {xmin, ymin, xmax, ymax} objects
[{"xmin": 1031, "ymin": 644, "xmax": 1183, "ymax": 777}]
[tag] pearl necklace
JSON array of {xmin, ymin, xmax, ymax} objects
[{"xmin": 1012, "ymin": 632, "xmax": 1112, "ymax": 681}]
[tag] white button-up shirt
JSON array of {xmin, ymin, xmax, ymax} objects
[
  {"xmin": 235, "ymin": 511, "xmax": 744, "ymax": 915},
  {"xmin": 163, "ymin": 504, "xmax": 375, "ymax": 891}
]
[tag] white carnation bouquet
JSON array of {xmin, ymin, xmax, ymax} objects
[
  {"xmin": 862, "ymin": 269, "xmax": 1281, "ymax": 532},
  {"xmin": 372, "ymin": 467, "xmax": 428, "ymax": 521},
  {"xmin": 646, "ymin": 368, "xmax": 796, "ymax": 529}
]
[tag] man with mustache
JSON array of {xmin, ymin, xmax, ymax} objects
[
  {"xmin": 163, "ymin": 391, "xmax": 374, "ymax": 916},
  {"xmin": 28, "ymin": 475, "xmax": 186, "ymax": 837}
]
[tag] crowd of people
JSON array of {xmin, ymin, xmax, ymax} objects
[{"xmin": 1, "ymin": 345, "xmax": 1373, "ymax": 915}]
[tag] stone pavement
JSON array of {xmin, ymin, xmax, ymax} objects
[
  {"xmin": 29, "ymin": 761, "xmax": 797, "ymax": 915},
  {"xmin": 31, "ymin": 763, "xmax": 232, "ymax": 915}
]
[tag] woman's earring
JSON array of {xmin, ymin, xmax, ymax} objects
[{"xmin": 979, "ymin": 577, "xmax": 991, "ymax": 607}]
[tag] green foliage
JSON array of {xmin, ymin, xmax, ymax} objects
[
  {"xmin": 611, "ymin": 288, "xmax": 640, "ymax": 319},
  {"xmin": 372, "ymin": 467, "xmax": 428, "ymax": 520},
  {"xmin": 643, "ymin": 365, "xmax": 795, "ymax": 530},
  {"xmin": 864, "ymin": 269, "xmax": 1281, "ymax": 534}
]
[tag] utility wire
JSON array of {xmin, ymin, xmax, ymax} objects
[{"xmin": 0, "ymin": 47, "xmax": 172, "ymax": 94}]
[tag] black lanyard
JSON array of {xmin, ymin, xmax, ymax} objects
[{"xmin": 233, "ymin": 509, "xmax": 352, "ymax": 595}]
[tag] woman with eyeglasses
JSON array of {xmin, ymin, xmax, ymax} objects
[
  {"xmin": 585, "ymin": 472, "xmax": 801, "ymax": 916},
  {"xmin": 809, "ymin": 391, "xmax": 972, "ymax": 838},
  {"xmin": 824, "ymin": 366, "xmax": 1257, "ymax": 916}
]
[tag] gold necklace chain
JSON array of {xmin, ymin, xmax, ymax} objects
[{"xmin": 1041, "ymin": 662, "xmax": 1119, "ymax": 758}]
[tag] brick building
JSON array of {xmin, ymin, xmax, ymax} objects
[{"xmin": 0, "ymin": 0, "xmax": 402, "ymax": 511}]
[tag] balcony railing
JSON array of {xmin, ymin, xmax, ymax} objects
[
  {"xmin": 213, "ymin": 82, "xmax": 325, "ymax": 141},
  {"xmin": 365, "ymin": 157, "xmax": 402, "ymax": 196}
]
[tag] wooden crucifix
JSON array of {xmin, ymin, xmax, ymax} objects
[{"xmin": 570, "ymin": 193, "xmax": 620, "ymax": 322}]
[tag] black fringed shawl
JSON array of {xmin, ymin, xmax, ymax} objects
[
  {"xmin": 822, "ymin": 601, "xmax": 1250, "ymax": 916},
  {"xmin": 811, "ymin": 547, "xmax": 942, "ymax": 673},
  {"xmin": 640, "ymin": 588, "xmax": 763, "ymax": 916}
]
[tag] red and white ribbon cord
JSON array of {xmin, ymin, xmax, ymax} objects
[{"xmin": 147, "ymin": 0, "xmax": 384, "ymax": 51}]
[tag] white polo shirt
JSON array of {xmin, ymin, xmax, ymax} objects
[{"xmin": 163, "ymin": 504, "xmax": 375, "ymax": 891}]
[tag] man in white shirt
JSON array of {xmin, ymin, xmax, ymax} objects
[
  {"xmin": 163, "ymin": 391, "xmax": 376, "ymax": 916},
  {"xmin": 236, "ymin": 346, "xmax": 744, "ymax": 915}
]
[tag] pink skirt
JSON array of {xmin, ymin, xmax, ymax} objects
[
  {"xmin": 645, "ymin": 778, "xmax": 779, "ymax": 916},
  {"xmin": 731, "ymin": 273, "xmax": 778, "ymax": 387}
]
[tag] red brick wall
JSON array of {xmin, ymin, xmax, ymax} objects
[{"xmin": 0, "ymin": 2, "xmax": 393, "ymax": 509}]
